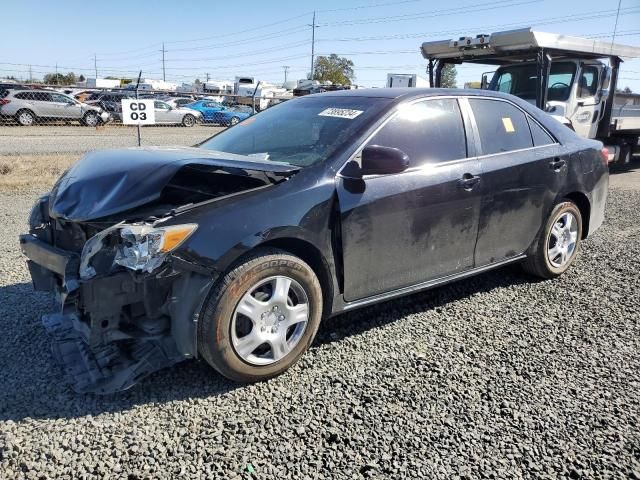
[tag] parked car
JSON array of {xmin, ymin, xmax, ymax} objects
[
  {"xmin": 159, "ymin": 97, "xmax": 196, "ymax": 109},
  {"xmin": 209, "ymin": 104, "xmax": 253, "ymax": 126},
  {"xmin": 19, "ymin": 88, "xmax": 608, "ymax": 393},
  {"xmin": 0, "ymin": 90, "xmax": 110, "ymax": 126},
  {"xmin": 182, "ymin": 100, "xmax": 226, "ymax": 122},
  {"xmin": 85, "ymin": 92, "xmax": 135, "ymax": 121},
  {"xmin": 153, "ymin": 100, "xmax": 202, "ymax": 126}
]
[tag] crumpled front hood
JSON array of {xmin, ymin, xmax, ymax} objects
[{"xmin": 49, "ymin": 146, "xmax": 299, "ymax": 222}]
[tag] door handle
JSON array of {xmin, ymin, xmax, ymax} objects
[
  {"xmin": 458, "ymin": 173, "xmax": 481, "ymax": 191},
  {"xmin": 549, "ymin": 158, "xmax": 566, "ymax": 171}
]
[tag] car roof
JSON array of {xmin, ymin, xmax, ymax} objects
[{"xmin": 305, "ymin": 87, "xmax": 524, "ymax": 101}]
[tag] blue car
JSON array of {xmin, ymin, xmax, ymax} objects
[
  {"xmin": 209, "ymin": 105, "xmax": 253, "ymax": 126},
  {"xmin": 183, "ymin": 100, "xmax": 225, "ymax": 123}
]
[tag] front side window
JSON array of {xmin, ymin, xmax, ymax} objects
[
  {"xmin": 578, "ymin": 66, "xmax": 599, "ymax": 98},
  {"xmin": 155, "ymin": 101, "xmax": 170, "ymax": 110},
  {"xmin": 490, "ymin": 62, "xmax": 577, "ymax": 102},
  {"xmin": 469, "ymin": 99, "xmax": 533, "ymax": 155},
  {"xmin": 364, "ymin": 98, "xmax": 467, "ymax": 167}
]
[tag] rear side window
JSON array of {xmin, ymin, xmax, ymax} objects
[
  {"xmin": 366, "ymin": 98, "xmax": 467, "ymax": 166},
  {"xmin": 469, "ymin": 99, "xmax": 533, "ymax": 155},
  {"xmin": 528, "ymin": 117, "xmax": 555, "ymax": 146}
]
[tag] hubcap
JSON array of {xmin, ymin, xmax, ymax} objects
[
  {"xmin": 231, "ymin": 275, "xmax": 309, "ymax": 366},
  {"xmin": 547, "ymin": 212, "xmax": 578, "ymax": 268},
  {"xmin": 19, "ymin": 112, "xmax": 33, "ymax": 125}
]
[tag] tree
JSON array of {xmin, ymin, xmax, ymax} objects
[
  {"xmin": 194, "ymin": 78, "xmax": 202, "ymax": 85},
  {"xmin": 43, "ymin": 72, "xmax": 76, "ymax": 85},
  {"xmin": 440, "ymin": 64, "xmax": 457, "ymax": 88},
  {"xmin": 78, "ymin": 74, "xmax": 85, "ymax": 82},
  {"xmin": 616, "ymin": 86, "xmax": 633, "ymax": 94},
  {"xmin": 311, "ymin": 54, "xmax": 355, "ymax": 85}
]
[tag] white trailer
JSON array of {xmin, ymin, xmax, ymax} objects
[
  {"xmin": 386, "ymin": 73, "xmax": 429, "ymax": 88},
  {"xmin": 421, "ymin": 28, "xmax": 640, "ymax": 163},
  {"xmin": 234, "ymin": 77, "xmax": 286, "ymax": 111}
]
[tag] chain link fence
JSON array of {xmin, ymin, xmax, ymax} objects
[{"xmin": 0, "ymin": 82, "xmax": 294, "ymax": 189}]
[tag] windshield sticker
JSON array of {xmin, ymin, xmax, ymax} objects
[
  {"xmin": 318, "ymin": 108, "xmax": 364, "ymax": 119},
  {"xmin": 502, "ymin": 117, "xmax": 515, "ymax": 133}
]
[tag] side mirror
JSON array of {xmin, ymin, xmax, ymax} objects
[
  {"xmin": 481, "ymin": 74, "xmax": 489, "ymax": 90},
  {"xmin": 360, "ymin": 145, "xmax": 409, "ymax": 175}
]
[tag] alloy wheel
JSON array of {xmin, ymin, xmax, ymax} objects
[
  {"xmin": 547, "ymin": 212, "xmax": 578, "ymax": 268},
  {"xmin": 231, "ymin": 275, "xmax": 310, "ymax": 366}
]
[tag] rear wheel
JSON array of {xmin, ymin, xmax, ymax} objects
[
  {"xmin": 182, "ymin": 114, "xmax": 196, "ymax": 127},
  {"xmin": 522, "ymin": 201, "xmax": 582, "ymax": 279},
  {"xmin": 16, "ymin": 109, "xmax": 36, "ymax": 126},
  {"xmin": 198, "ymin": 249, "xmax": 323, "ymax": 382},
  {"xmin": 229, "ymin": 116, "xmax": 240, "ymax": 126}
]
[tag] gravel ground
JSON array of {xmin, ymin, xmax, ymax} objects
[
  {"xmin": 0, "ymin": 183, "xmax": 639, "ymax": 479},
  {"xmin": 0, "ymin": 125, "xmax": 225, "ymax": 155}
]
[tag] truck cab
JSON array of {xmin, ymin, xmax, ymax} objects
[
  {"xmin": 488, "ymin": 59, "xmax": 610, "ymax": 140},
  {"xmin": 421, "ymin": 28, "xmax": 640, "ymax": 163}
]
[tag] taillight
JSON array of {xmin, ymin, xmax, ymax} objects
[
  {"xmin": 600, "ymin": 147, "xmax": 609, "ymax": 166},
  {"xmin": 0, "ymin": 99, "xmax": 10, "ymax": 106}
]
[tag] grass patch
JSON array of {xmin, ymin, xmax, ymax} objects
[{"xmin": 0, "ymin": 154, "xmax": 78, "ymax": 191}]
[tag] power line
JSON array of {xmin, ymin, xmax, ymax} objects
[{"xmin": 610, "ymin": 0, "xmax": 623, "ymax": 52}]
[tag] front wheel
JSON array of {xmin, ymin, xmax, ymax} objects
[
  {"xmin": 198, "ymin": 249, "xmax": 323, "ymax": 382},
  {"xmin": 83, "ymin": 111, "xmax": 99, "ymax": 127},
  {"xmin": 182, "ymin": 114, "xmax": 196, "ymax": 127},
  {"xmin": 522, "ymin": 201, "xmax": 583, "ymax": 279}
]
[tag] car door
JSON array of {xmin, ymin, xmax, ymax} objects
[
  {"xmin": 337, "ymin": 97, "xmax": 483, "ymax": 302},
  {"xmin": 32, "ymin": 91, "xmax": 57, "ymax": 117},
  {"xmin": 466, "ymin": 97, "xmax": 565, "ymax": 266},
  {"xmin": 570, "ymin": 64, "xmax": 602, "ymax": 139},
  {"xmin": 50, "ymin": 93, "xmax": 82, "ymax": 119},
  {"xmin": 203, "ymin": 102, "xmax": 221, "ymax": 121},
  {"xmin": 154, "ymin": 101, "xmax": 172, "ymax": 123}
]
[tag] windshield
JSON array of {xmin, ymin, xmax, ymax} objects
[
  {"xmin": 490, "ymin": 62, "xmax": 577, "ymax": 102},
  {"xmin": 199, "ymin": 95, "xmax": 391, "ymax": 167}
]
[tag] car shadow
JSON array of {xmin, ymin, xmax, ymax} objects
[
  {"xmin": 0, "ymin": 264, "xmax": 533, "ymax": 422},
  {"xmin": 609, "ymin": 158, "xmax": 640, "ymax": 175}
]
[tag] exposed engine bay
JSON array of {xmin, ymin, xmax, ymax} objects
[{"xmin": 20, "ymin": 147, "xmax": 298, "ymax": 393}]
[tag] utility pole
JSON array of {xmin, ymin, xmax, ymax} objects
[
  {"xmin": 28, "ymin": 65, "xmax": 32, "ymax": 83},
  {"xmin": 160, "ymin": 42, "xmax": 168, "ymax": 81},
  {"xmin": 283, "ymin": 66, "xmax": 290, "ymax": 84},
  {"xmin": 308, "ymin": 11, "xmax": 317, "ymax": 79},
  {"xmin": 55, "ymin": 63, "xmax": 58, "ymax": 85},
  {"xmin": 206, "ymin": 72, "xmax": 210, "ymax": 83},
  {"xmin": 94, "ymin": 54, "xmax": 98, "ymax": 79}
]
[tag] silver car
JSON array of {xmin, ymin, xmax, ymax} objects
[
  {"xmin": 0, "ymin": 90, "xmax": 110, "ymax": 126},
  {"xmin": 153, "ymin": 100, "xmax": 202, "ymax": 127}
]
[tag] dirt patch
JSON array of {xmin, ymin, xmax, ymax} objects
[{"xmin": 0, "ymin": 154, "xmax": 77, "ymax": 191}]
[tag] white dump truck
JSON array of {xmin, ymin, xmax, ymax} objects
[{"xmin": 421, "ymin": 28, "xmax": 640, "ymax": 163}]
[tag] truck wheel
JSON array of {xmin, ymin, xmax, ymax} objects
[
  {"xmin": 83, "ymin": 111, "xmax": 99, "ymax": 127},
  {"xmin": 182, "ymin": 114, "xmax": 196, "ymax": 127},
  {"xmin": 16, "ymin": 109, "xmax": 36, "ymax": 126},
  {"xmin": 198, "ymin": 249, "xmax": 323, "ymax": 383},
  {"xmin": 522, "ymin": 201, "xmax": 582, "ymax": 279},
  {"xmin": 619, "ymin": 145, "xmax": 631, "ymax": 165}
]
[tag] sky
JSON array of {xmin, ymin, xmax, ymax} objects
[{"xmin": 1, "ymin": 0, "xmax": 639, "ymax": 91}]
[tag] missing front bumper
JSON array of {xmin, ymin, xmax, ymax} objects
[{"xmin": 42, "ymin": 313, "xmax": 183, "ymax": 394}]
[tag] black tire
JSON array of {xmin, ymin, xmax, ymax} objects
[
  {"xmin": 198, "ymin": 248, "xmax": 323, "ymax": 383},
  {"xmin": 82, "ymin": 111, "xmax": 99, "ymax": 127},
  {"xmin": 229, "ymin": 116, "xmax": 240, "ymax": 126},
  {"xmin": 522, "ymin": 201, "xmax": 583, "ymax": 279},
  {"xmin": 16, "ymin": 109, "xmax": 36, "ymax": 126},
  {"xmin": 182, "ymin": 114, "xmax": 196, "ymax": 127}
]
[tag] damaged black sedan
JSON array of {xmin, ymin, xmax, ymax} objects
[{"xmin": 20, "ymin": 89, "xmax": 608, "ymax": 393}]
